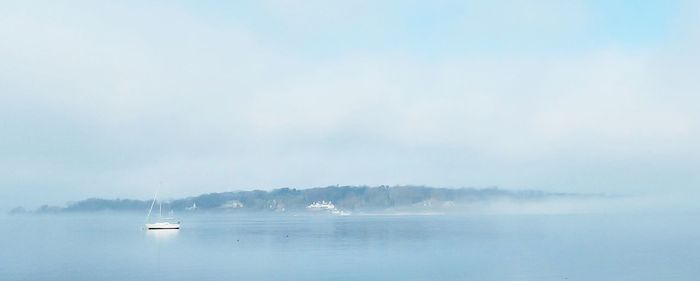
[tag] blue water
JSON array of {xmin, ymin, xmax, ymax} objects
[{"xmin": 0, "ymin": 213, "xmax": 698, "ymax": 280}]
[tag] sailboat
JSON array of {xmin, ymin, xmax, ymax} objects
[
  {"xmin": 185, "ymin": 202, "xmax": 197, "ymax": 211},
  {"xmin": 145, "ymin": 191, "xmax": 180, "ymax": 230}
]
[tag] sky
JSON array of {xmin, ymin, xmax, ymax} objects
[{"xmin": 1, "ymin": 0, "xmax": 699, "ymax": 209}]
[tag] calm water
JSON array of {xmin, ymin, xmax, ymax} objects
[{"xmin": 0, "ymin": 212, "xmax": 698, "ymax": 281}]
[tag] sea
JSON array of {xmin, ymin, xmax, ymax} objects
[{"xmin": 0, "ymin": 212, "xmax": 698, "ymax": 281}]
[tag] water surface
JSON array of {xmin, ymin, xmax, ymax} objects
[{"xmin": 0, "ymin": 213, "xmax": 698, "ymax": 280}]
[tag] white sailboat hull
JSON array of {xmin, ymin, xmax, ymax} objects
[{"xmin": 146, "ymin": 222, "xmax": 180, "ymax": 230}]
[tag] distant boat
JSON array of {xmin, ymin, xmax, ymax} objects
[
  {"xmin": 145, "ymin": 191, "xmax": 180, "ymax": 230},
  {"xmin": 185, "ymin": 202, "xmax": 197, "ymax": 211}
]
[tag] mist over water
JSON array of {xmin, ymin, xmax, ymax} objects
[
  {"xmin": 2, "ymin": 210, "xmax": 698, "ymax": 281},
  {"xmin": 2, "ymin": 1, "xmax": 698, "ymax": 280}
]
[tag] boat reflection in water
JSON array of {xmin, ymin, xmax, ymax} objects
[{"xmin": 146, "ymin": 228, "xmax": 179, "ymax": 240}]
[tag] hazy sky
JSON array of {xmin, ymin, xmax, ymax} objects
[{"xmin": 1, "ymin": 0, "xmax": 699, "ymax": 208}]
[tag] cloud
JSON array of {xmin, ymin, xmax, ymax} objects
[{"xmin": 0, "ymin": 1, "xmax": 698, "ymax": 209}]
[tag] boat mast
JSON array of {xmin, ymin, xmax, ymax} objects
[{"xmin": 146, "ymin": 190, "xmax": 158, "ymax": 222}]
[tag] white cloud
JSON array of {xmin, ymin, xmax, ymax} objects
[{"xmin": 0, "ymin": 1, "xmax": 699, "ymax": 208}]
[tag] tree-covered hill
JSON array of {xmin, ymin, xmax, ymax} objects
[{"xmin": 15, "ymin": 185, "xmax": 582, "ymax": 214}]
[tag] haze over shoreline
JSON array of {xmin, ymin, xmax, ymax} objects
[{"xmin": 11, "ymin": 185, "xmax": 613, "ymax": 215}]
